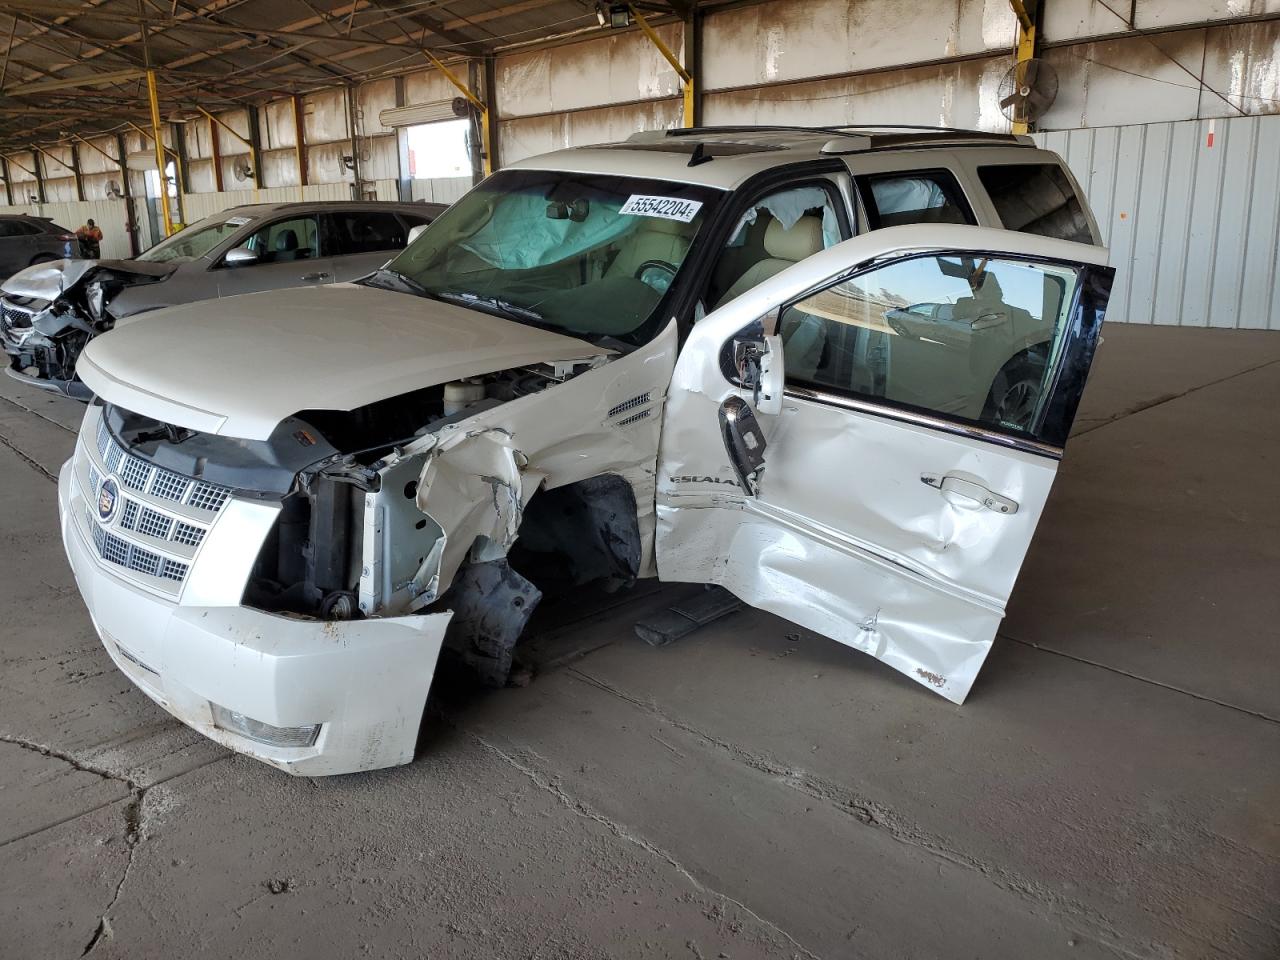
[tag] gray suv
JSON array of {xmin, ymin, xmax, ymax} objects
[
  {"xmin": 1, "ymin": 200, "xmax": 445, "ymax": 398},
  {"xmin": 0, "ymin": 214, "xmax": 78, "ymax": 278}
]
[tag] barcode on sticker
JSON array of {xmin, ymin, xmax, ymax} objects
[{"xmin": 619, "ymin": 195, "xmax": 702, "ymax": 223}]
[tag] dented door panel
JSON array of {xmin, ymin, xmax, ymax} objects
[{"xmin": 657, "ymin": 224, "xmax": 1111, "ymax": 703}]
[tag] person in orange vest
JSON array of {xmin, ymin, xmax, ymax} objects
[{"xmin": 76, "ymin": 219, "xmax": 103, "ymax": 258}]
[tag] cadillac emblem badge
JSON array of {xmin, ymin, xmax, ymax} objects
[{"xmin": 98, "ymin": 477, "xmax": 119, "ymax": 523}]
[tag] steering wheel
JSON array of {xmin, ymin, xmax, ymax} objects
[{"xmin": 634, "ymin": 259, "xmax": 678, "ymax": 294}]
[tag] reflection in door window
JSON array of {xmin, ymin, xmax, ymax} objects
[{"xmin": 779, "ymin": 255, "xmax": 1080, "ymax": 437}]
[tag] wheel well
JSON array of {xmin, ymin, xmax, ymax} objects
[{"xmin": 507, "ymin": 473, "xmax": 642, "ymax": 594}]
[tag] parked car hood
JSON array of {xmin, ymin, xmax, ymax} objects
[
  {"xmin": 78, "ymin": 284, "xmax": 611, "ymax": 441},
  {"xmin": 1, "ymin": 258, "xmax": 176, "ymax": 300}
]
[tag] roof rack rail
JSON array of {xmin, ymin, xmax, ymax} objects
[{"xmin": 654, "ymin": 123, "xmax": 1009, "ymax": 138}]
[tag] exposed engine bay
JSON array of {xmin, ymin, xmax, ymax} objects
[
  {"xmin": 103, "ymin": 354, "xmax": 648, "ymax": 687},
  {"xmin": 0, "ymin": 259, "xmax": 173, "ymax": 397}
]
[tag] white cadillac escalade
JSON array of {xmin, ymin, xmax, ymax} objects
[{"xmin": 58, "ymin": 126, "xmax": 1114, "ymax": 775}]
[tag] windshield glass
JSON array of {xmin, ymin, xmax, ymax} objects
[
  {"xmin": 136, "ymin": 215, "xmax": 251, "ymax": 263},
  {"xmin": 380, "ymin": 170, "xmax": 722, "ymax": 344}
]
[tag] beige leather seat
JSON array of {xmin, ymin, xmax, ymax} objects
[
  {"xmin": 606, "ymin": 218, "xmax": 690, "ymax": 280},
  {"xmin": 716, "ymin": 215, "xmax": 825, "ymax": 307}
]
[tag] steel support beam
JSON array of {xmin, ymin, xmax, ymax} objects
[
  {"xmin": 115, "ymin": 132, "xmax": 140, "ymax": 257},
  {"xmin": 291, "ymin": 94, "xmax": 307, "ymax": 201},
  {"xmin": 171, "ymin": 120, "xmax": 188, "ymax": 226},
  {"xmin": 0, "ymin": 157, "xmax": 12, "ymax": 206},
  {"xmin": 344, "ymin": 84, "xmax": 362, "ymax": 199},
  {"xmin": 629, "ymin": 6, "xmax": 694, "ymax": 128},
  {"xmin": 421, "ymin": 49, "xmax": 491, "ymax": 176},
  {"xmin": 246, "ymin": 105, "xmax": 264, "ymax": 193},
  {"xmin": 1008, "ymin": 0, "xmax": 1039, "ymax": 135},
  {"xmin": 145, "ymin": 69, "xmax": 173, "ymax": 236},
  {"xmin": 68, "ymin": 141, "xmax": 84, "ymax": 201},
  {"xmin": 209, "ymin": 115, "xmax": 223, "ymax": 192},
  {"xmin": 33, "ymin": 149, "xmax": 46, "ymax": 204},
  {"xmin": 483, "ymin": 54, "xmax": 501, "ymax": 173},
  {"xmin": 197, "ymin": 105, "xmax": 258, "ymax": 200}
]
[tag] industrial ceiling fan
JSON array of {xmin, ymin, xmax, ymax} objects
[{"xmin": 997, "ymin": 58, "xmax": 1059, "ymax": 126}]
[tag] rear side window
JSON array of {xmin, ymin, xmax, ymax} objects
[
  {"xmin": 859, "ymin": 171, "xmax": 974, "ymax": 229},
  {"xmin": 0, "ymin": 220, "xmax": 41, "ymax": 236},
  {"xmin": 978, "ymin": 164, "xmax": 1094, "ymax": 245},
  {"xmin": 331, "ymin": 211, "xmax": 409, "ymax": 255}
]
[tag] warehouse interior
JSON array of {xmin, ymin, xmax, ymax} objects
[{"xmin": 1, "ymin": 1, "xmax": 1278, "ymax": 957}]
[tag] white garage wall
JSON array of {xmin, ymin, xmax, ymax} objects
[
  {"xmin": 1038, "ymin": 114, "xmax": 1280, "ymax": 330},
  {"xmin": 0, "ymin": 198, "xmax": 133, "ymax": 260}
]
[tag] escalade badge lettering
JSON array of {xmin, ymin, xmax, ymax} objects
[
  {"xmin": 670, "ymin": 475, "xmax": 738, "ymax": 486},
  {"xmin": 98, "ymin": 477, "xmax": 119, "ymax": 523}
]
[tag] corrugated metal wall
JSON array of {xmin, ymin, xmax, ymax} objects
[
  {"xmin": 0, "ymin": 199, "xmax": 132, "ymax": 259},
  {"xmin": 1037, "ymin": 114, "xmax": 1280, "ymax": 330},
  {"xmin": 180, "ymin": 181, "xmax": 360, "ymax": 224}
]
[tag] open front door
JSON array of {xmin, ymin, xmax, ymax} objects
[{"xmin": 656, "ymin": 224, "xmax": 1113, "ymax": 703}]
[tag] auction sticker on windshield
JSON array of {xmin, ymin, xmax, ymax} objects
[{"xmin": 619, "ymin": 195, "xmax": 703, "ymax": 223}]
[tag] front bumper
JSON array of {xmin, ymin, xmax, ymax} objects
[
  {"xmin": 58, "ymin": 457, "xmax": 451, "ymax": 776},
  {"xmin": 5, "ymin": 365, "xmax": 93, "ymax": 400}
]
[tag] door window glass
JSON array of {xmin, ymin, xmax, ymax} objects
[
  {"xmin": 978, "ymin": 164, "xmax": 1094, "ymax": 244},
  {"xmin": 242, "ymin": 216, "xmax": 319, "ymax": 263},
  {"xmin": 860, "ymin": 171, "xmax": 973, "ymax": 229},
  {"xmin": 332, "ymin": 211, "xmax": 409, "ymax": 255},
  {"xmin": 708, "ymin": 183, "xmax": 848, "ymax": 310},
  {"xmin": 0, "ymin": 221, "xmax": 21, "ymax": 238},
  {"xmin": 778, "ymin": 254, "xmax": 1081, "ymax": 438}
]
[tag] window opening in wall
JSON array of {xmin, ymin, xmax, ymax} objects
[{"xmin": 406, "ymin": 119, "xmax": 471, "ymax": 181}]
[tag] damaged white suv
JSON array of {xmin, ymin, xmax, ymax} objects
[{"xmin": 58, "ymin": 126, "xmax": 1113, "ymax": 775}]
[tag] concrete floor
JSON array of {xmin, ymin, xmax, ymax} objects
[{"xmin": 1, "ymin": 324, "xmax": 1277, "ymax": 960}]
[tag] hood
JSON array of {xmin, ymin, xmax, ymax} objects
[
  {"xmin": 0, "ymin": 258, "xmax": 176, "ymax": 301},
  {"xmin": 78, "ymin": 284, "xmax": 611, "ymax": 441}
]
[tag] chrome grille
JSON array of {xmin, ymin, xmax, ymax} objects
[
  {"xmin": 135, "ymin": 507, "xmax": 174, "ymax": 540},
  {"xmin": 127, "ymin": 547, "xmax": 161, "ymax": 577},
  {"xmin": 119, "ymin": 499, "xmax": 140, "ymax": 530},
  {"xmin": 150, "ymin": 468, "xmax": 190, "ymax": 503},
  {"xmin": 119, "ymin": 454, "xmax": 151, "ymax": 491},
  {"xmin": 171, "ymin": 522, "xmax": 205, "ymax": 547},
  {"xmin": 87, "ymin": 463, "xmax": 101, "ymax": 495},
  {"xmin": 159, "ymin": 559, "xmax": 187, "ymax": 582},
  {"xmin": 188, "ymin": 481, "xmax": 230, "ymax": 512},
  {"xmin": 86, "ymin": 507, "xmax": 191, "ymax": 584},
  {"xmin": 95, "ymin": 423, "xmax": 231, "ymax": 514}
]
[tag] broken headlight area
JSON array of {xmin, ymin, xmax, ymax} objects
[{"xmin": 243, "ymin": 369, "xmax": 643, "ymax": 689}]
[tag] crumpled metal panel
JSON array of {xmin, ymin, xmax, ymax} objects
[
  {"xmin": 411, "ymin": 425, "xmax": 528, "ymax": 603},
  {"xmin": 375, "ymin": 321, "xmax": 679, "ymax": 612}
]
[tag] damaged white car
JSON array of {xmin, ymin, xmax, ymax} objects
[{"xmin": 58, "ymin": 126, "xmax": 1113, "ymax": 774}]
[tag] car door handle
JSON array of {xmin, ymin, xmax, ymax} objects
[
  {"xmin": 921, "ymin": 473, "xmax": 1019, "ymax": 515},
  {"xmin": 301, "ymin": 271, "xmax": 330, "ymax": 281}
]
